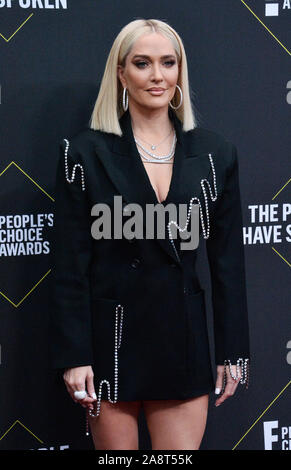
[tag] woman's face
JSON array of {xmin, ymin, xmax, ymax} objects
[{"xmin": 117, "ymin": 32, "xmax": 180, "ymax": 112}]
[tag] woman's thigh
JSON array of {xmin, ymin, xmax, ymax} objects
[
  {"xmin": 88, "ymin": 399, "xmax": 142, "ymax": 450},
  {"xmin": 142, "ymin": 394, "xmax": 209, "ymax": 450}
]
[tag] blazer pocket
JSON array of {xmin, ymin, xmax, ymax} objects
[
  {"xmin": 91, "ymin": 297, "xmax": 125, "ymax": 380},
  {"xmin": 185, "ymin": 289, "xmax": 212, "ymax": 380}
]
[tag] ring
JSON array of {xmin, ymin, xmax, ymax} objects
[{"xmin": 74, "ymin": 390, "xmax": 87, "ymax": 400}]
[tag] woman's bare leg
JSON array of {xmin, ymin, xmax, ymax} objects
[
  {"xmin": 88, "ymin": 399, "xmax": 142, "ymax": 450},
  {"xmin": 142, "ymin": 394, "xmax": 209, "ymax": 450}
]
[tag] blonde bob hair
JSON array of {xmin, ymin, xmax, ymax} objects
[{"xmin": 89, "ymin": 18, "xmax": 197, "ymax": 136}]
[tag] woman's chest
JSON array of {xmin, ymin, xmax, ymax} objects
[{"xmin": 141, "ymin": 161, "xmax": 173, "ymax": 204}]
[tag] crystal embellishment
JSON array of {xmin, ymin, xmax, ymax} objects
[
  {"xmin": 85, "ymin": 304, "xmax": 124, "ymax": 436},
  {"xmin": 220, "ymin": 358, "xmax": 250, "ymax": 395},
  {"xmin": 63, "ymin": 138, "xmax": 86, "ymax": 191},
  {"xmin": 168, "ymin": 153, "xmax": 218, "ymax": 262}
]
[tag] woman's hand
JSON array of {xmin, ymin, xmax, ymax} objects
[
  {"xmin": 63, "ymin": 365, "xmax": 97, "ymax": 410},
  {"xmin": 214, "ymin": 364, "xmax": 242, "ymax": 407}
]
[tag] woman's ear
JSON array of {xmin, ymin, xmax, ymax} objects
[{"xmin": 117, "ymin": 65, "xmax": 126, "ymax": 88}]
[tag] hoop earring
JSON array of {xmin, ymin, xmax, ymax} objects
[
  {"xmin": 122, "ymin": 87, "xmax": 128, "ymax": 111},
  {"xmin": 169, "ymin": 84, "xmax": 183, "ymax": 110}
]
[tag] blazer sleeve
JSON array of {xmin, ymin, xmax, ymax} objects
[
  {"xmin": 49, "ymin": 137, "xmax": 94, "ymax": 372},
  {"xmin": 206, "ymin": 142, "xmax": 250, "ymax": 387}
]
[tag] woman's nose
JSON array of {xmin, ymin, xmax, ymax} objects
[{"xmin": 151, "ymin": 63, "xmax": 163, "ymax": 80}]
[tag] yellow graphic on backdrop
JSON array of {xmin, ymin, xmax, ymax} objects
[
  {"xmin": 233, "ymin": 380, "xmax": 291, "ymax": 449},
  {"xmin": 0, "ymin": 161, "xmax": 54, "ymax": 201},
  {"xmin": 241, "ymin": 1, "xmax": 290, "ymax": 55},
  {"xmin": 0, "ymin": 13, "xmax": 34, "ymax": 42},
  {"xmin": 0, "ymin": 269, "xmax": 51, "ymax": 307},
  {"xmin": 0, "ymin": 161, "xmax": 54, "ymax": 306},
  {"xmin": 272, "ymin": 178, "xmax": 291, "ymax": 268},
  {"xmin": 0, "ymin": 419, "xmax": 44, "ymax": 444}
]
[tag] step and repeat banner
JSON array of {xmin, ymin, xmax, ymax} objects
[{"xmin": 0, "ymin": 0, "xmax": 290, "ymax": 451}]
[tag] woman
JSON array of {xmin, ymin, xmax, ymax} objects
[{"xmin": 50, "ymin": 18, "xmax": 251, "ymax": 450}]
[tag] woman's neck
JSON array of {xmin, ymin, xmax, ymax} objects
[{"xmin": 129, "ymin": 104, "xmax": 173, "ymax": 141}]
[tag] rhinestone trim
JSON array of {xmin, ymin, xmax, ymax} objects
[
  {"xmin": 63, "ymin": 138, "xmax": 86, "ymax": 191},
  {"xmin": 220, "ymin": 358, "xmax": 250, "ymax": 395},
  {"xmin": 168, "ymin": 153, "xmax": 217, "ymax": 262},
  {"xmin": 85, "ymin": 304, "xmax": 124, "ymax": 436}
]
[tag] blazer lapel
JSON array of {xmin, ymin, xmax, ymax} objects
[{"xmin": 94, "ymin": 108, "xmax": 215, "ymax": 264}]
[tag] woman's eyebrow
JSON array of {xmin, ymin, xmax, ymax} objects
[{"xmin": 132, "ymin": 54, "xmax": 176, "ymax": 60}]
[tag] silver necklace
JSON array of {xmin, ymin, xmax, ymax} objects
[
  {"xmin": 134, "ymin": 127, "xmax": 173, "ymax": 150},
  {"xmin": 138, "ymin": 149, "xmax": 174, "ymax": 164},
  {"xmin": 134, "ymin": 131, "xmax": 177, "ymax": 163}
]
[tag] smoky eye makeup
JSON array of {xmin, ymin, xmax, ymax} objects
[{"xmin": 133, "ymin": 59, "xmax": 177, "ymax": 68}]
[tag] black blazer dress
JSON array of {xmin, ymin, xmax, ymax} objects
[{"xmin": 49, "ymin": 107, "xmax": 251, "ymax": 404}]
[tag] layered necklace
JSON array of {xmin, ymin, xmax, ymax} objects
[{"xmin": 133, "ymin": 127, "xmax": 176, "ymax": 164}]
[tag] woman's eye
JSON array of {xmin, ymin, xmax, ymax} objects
[
  {"xmin": 135, "ymin": 60, "xmax": 176, "ymax": 68},
  {"xmin": 135, "ymin": 61, "xmax": 148, "ymax": 68}
]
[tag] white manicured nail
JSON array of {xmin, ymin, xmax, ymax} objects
[
  {"xmin": 92, "ymin": 393, "xmax": 97, "ymax": 400},
  {"xmin": 215, "ymin": 387, "xmax": 221, "ymax": 395}
]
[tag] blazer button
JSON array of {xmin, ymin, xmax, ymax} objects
[
  {"xmin": 131, "ymin": 258, "xmax": 140, "ymax": 268},
  {"xmin": 183, "ymin": 287, "xmax": 187, "ymax": 294}
]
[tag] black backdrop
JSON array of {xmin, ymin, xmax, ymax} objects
[{"xmin": 0, "ymin": 0, "xmax": 290, "ymax": 451}]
